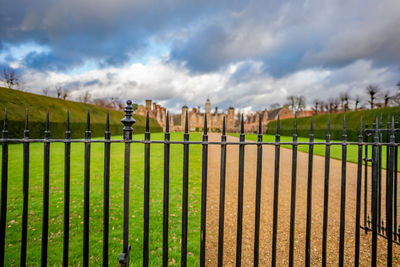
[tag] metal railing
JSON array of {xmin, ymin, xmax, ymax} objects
[{"xmin": 0, "ymin": 100, "xmax": 398, "ymax": 267}]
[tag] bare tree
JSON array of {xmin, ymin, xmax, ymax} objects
[
  {"xmin": 82, "ymin": 91, "xmax": 91, "ymax": 103},
  {"xmin": 340, "ymin": 93, "xmax": 349, "ymax": 112},
  {"xmin": 42, "ymin": 88, "xmax": 49, "ymax": 96},
  {"xmin": 382, "ymin": 91, "xmax": 391, "ymax": 107},
  {"xmin": 354, "ymin": 95, "xmax": 361, "ymax": 111},
  {"xmin": 312, "ymin": 99, "xmax": 320, "ymax": 115},
  {"xmin": 319, "ymin": 100, "xmax": 326, "ymax": 113},
  {"xmin": 62, "ymin": 89, "xmax": 69, "ymax": 100},
  {"xmin": 1, "ymin": 68, "xmax": 20, "ymax": 89},
  {"xmin": 55, "ymin": 86, "xmax": 63, "ymax": 98},
  {"xmin": 286, "ymin": 95, "xmax": 306, "ymax": 115},
  {"xmin": 366, "ymin": 84, "xmax": 380, "ymax": 109}
]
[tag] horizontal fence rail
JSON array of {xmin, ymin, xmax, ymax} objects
[{"xmin": 0, "ymin": 101, "xmax": 398, "ymax": 266}]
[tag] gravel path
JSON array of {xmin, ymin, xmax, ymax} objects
[{"xmin": 204, "ymin": 133, "xmax": 400, "ymax": 266}]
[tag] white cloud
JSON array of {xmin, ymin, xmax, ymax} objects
[{"xmin": 20, "ymin": 58, "xmax": 400, "ymax": 113}]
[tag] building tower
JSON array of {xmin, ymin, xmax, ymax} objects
[{"xmin": 205, "ymin": 98, "xmax": 211, "ymax": 114}]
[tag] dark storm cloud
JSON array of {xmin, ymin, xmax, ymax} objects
[{"xmin": 0, "ymin": 0, "xmax": 233, "ymax": 71}]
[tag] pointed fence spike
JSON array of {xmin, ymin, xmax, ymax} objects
[
  {"xmin": 240, "ymin": 113, "xmax": 244, "ymax": 134},
  {"xmin": 222, "ymin": 116, "xmax": 226, "ymax": 135},
  {"xmin": 327, "ymin": 115, "xmax": 331, "ymax": 133},
  {"xmin": 184, "ymin": 110, "xmax": 188, "ymax": 133},
  {"xmin": 359, "ymin": 117, "xmax": 363, "ymax": 135},
  {"xmin": 310, "ymin": 116, "xmax": 314, "ymax": 134},
  {"xmin": 146, "ymin": 112, "xmax": 150, "ymax": 132},
  {"xmin": 294, "ymin": 115, "xmax": 297, "ymax": 135},
  {"xmin": 166, "ymin": 112, "xmax": 170, "ymax": 133},
  {"xmin": 258, "ymin": 114, "xmax": 262, "ymax": 134},
  {"xmin": 66, "ymin": 110, "xmax": 70, "ymax": 131},
  {"xmin": 105, "ymin": 111, "xmax": 109, "ymax": 131},
  {"xmin": 343, "ymin": 115, "xmax": 346, "ymax": 134},
  {"xmin": 3, "ymin": 107, "xmax": 7, "ymax": 131},
  {"xmin": 87, "ymin": 109, "xmax": 91, "ymax": 131},
  {"xmin": 203, "ymin": 113, "xmax": 208, "ymax": 135},
  {"xmin": 46, "ymin": 109, "xmax": 50, "ymax": 131},
  {"xmin": 277, "ymin": 113, "xmax": 280, "ymax": 135},
  {"xmin": 25, "ymin": 108, "xmax": 29, "ymax": 130}
]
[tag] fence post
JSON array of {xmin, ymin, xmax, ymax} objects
[{"xmin": 120, "ymin": 100, "xmax": 135, "ymax": 267}]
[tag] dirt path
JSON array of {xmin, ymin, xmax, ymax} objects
[{"xmin": 204, "ymin": 133, "xmax": 400, "ymax": 266}]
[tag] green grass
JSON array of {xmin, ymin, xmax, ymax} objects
[
  {"xmin": 1, "ymin": 132, "xmax": 202, "ymax": 266},
  {"xmin": 267, "ymin": 106, "xmax": 400, "ymax": 141},
  {"xmin": 230, "ymin": 133, "xmax": 398, "ymax": 168},
  {"xmin": 0, "ymin": 86, "xmax": 162, "ymax": 138}
]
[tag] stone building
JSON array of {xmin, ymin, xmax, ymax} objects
[
  {"xmin": 135, "ymin": 100, "xmax": 171, "ymax": 130},
  {"xmin": 244, "ymin": 105, "xmax": 293, "ymax": 133},
  {"xmin": 177, "ymin": 99, "xmax": 237, "ymax": 132}
]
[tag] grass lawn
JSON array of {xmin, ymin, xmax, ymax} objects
[
  {"xmin": 230, "ymin": 133, "xmax": 398, "ymax": 169},
  {"xmin": 1, "ymin": 132, "xmax": 202, "ymax": 266}
]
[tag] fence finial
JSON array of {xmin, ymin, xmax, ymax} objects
[
  {"xmin": 203, "ymin": 113, "xmax": 208, "ymax": 135},
  {"xmin": 184, "ymin": 110, "xmax": 188, "ymax": 134},
  {"xmin": 294, "ymin": 114, "xmax": 297, "ymax": 135},
  {"xmin": 146, "ymin": 112, "xmax": 150, "ymax": 133},
  {"xmin": 258, "ymin": 114, "xmax": 262, "ymax": 135},
  {"xmin": 310, "ymin": 116, "xmax": 313, "ymax": 134},
  {"xmin": 359, "ymin": 117, "xmax": 362, "ymax": 135},
  {"xmin": 240, "ymin": 113, "xmax": 244, "ymax": 134},
  {"xmin": 121, "ymin": 100, "xmax": 136, "ymax": 132},
  {"xmin": 86, "ymin": 109, "xmax": 90, "ymax": 132},
  {"xmin": 166, "ymin": 112, "xmax": 170, "ymax": 133},
  {"xmin": 222, "ymin": 116, "xmax": 226, "ymax": 135}
]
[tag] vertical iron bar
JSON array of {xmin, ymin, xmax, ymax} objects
[
  {"xmin": 103, "ymin": 113, "xmax": 111, "ymax": 267},
  {"xmin": 181, "ymin": 111, "xmax": 189, "ymax": 267},
  {"xmin": 200, "ymin": 114, "xmax": 208, "ymax": 267},
  {"xmin": 371, "ymin": 118, "xmax": 379, "ymax": 267},
  {"xmin": 355, "ymin": 118, "xmax": 363, "ymax": 267},
  {"xmin": 143, "ymin": 113, "xmax": 150, "ymax": 267},
  {"xmin": 271, "ymin": 115, "xmax": 280, "ymax": 267},
  {"xmin": 217, "ymin": 118, "xmax": 227, "ymax": 267},
  {"xmin": 386, "ymin": 117, "xmax": 394, "ymax": 267},
  {"xmin": 0, "ymin": 109, "xmax": 8, "ymax": 266},
  {"xmin": 288, "ymin": 116, "xmax": 298, "ymax": 267},
  {"xmin": 163, "ymin": 113, "xmax": 170, "ymax": 267},
  {"xmin": 83, "ymin": 110, "xmax": 91, "ymax": 267},
  {"xmin": 235, "ymin": 114, "xmax": 245, "ymax": 267},
  {"xmin": 119, "ymin": 101, "xmax": 135, "ymax": 267},
  {"xmin": 393, "ymin": 114, "xmax": 398, "ymax": 241},
  {"xmin": 378, "ymin": 115, "xmax": 383, "ymax": 233},
  {"xmin": 364, "ymin": 124, "xmax": 369, "ymax": 232},
  {"xmin": 338, "ymin": 116, "xmax": 347, "ymax": 267},
  {"xmin": 253, "ymin": 116, "xmax": 263, "ymax": 267},
  {"xmin": 322, "ymin": 116, "xmax": 331, "ymax": 267},
  {"xmin": 63, "ymin": 112, "xmax": 71, "ymax": 267},
  {"xmin": 21, "ymin": 110, "xmax": 29, "ymax": 267},
  {"xmin": 41, "ymin": 110, "xmax": 50, "ymax": 267},
  {"xmin": 305, "ymin": 117, "xmax": 314, "ymax": 267}
]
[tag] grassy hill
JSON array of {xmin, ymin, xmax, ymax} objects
[
  {"xmin": 267, "ymin": 106, "xmax": 400, "ymax": 141},
  {"xmin": 0, "ymin": 87, "xmax": 162, "ymax": 138}
]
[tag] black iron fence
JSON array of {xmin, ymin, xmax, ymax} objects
[{"xmin": 0, "ymin": 100, "xmax": 398, "ymax": 266}]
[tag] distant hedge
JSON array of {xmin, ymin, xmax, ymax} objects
[{"xmin": 266, "ymin": 106, "xmax": 400, "ymax": 141}]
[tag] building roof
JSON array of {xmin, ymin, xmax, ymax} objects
[{"xmin": 267, "ymin": 107, "xmax": 283, "ymax": 120}]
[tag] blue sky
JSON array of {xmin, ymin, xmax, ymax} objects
[{"xmin": 1, "ymin": 0, "xmax": 399, "ymax": 112}]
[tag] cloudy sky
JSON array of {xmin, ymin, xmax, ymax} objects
[{"xmin": 1, "ymin": 0, "xmax": 399, "ymax": 112}]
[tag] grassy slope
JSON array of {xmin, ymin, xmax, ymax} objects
[
  {"xmin": 0, "ymin": 87, "xmax": 162, "ymax": 137},
  {"xmin": 2, "ymin": 132, "xmax": 202, "ymax": 266},
  {"xmin": 267, "ymin": 106, "xmax": 400, "ymax": 141}
]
